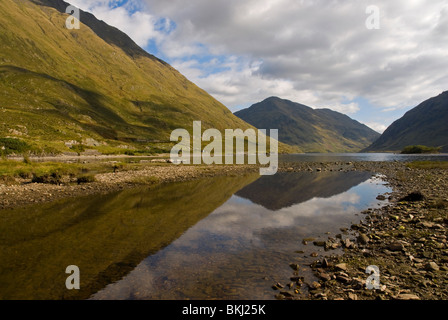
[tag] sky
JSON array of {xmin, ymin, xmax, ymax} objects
[{"xmin": 68, "ymin": 0, "xmax": 448, "ymax": 133}]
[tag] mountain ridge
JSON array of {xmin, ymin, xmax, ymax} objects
[
  {"xmin": 234, "ymin": 97, "xmax": 380, "ymax": 153},
  {"xmin": 363, "ymin": 91, "xmax": 448, "ymax": 153},
  {"xmin": 1, "ymin": 0, "xmax": 298, "ymax": 155}
]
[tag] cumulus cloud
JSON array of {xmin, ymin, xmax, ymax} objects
[
  {"xmin": 69, "ymin": 0, "xmax": 448, "ymax": 124},
  {"xmin": 69, "ymin": 0, "xmax": 166, "ymax": 48}
]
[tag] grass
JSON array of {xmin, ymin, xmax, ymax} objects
[
  {"xmin": 0, "ymin": 160, "xmax": 82, "ymax": 177},
  {"xmin": 0, "ymin": 158, "xmax": 177, "ymax": 184},
  {"xmin": 130, "ymin": 176, "xmax": 159, "ymax": 185},
  {"xmin": 0, "ymin": 0, "xmax": 298, "ymax": 156},
  {"xmin": 0, "ymin": 138, "xmax": 31, "ymax": 155},
  {"xmin": 407, "ymin": 161, "xmax": 448, "ymax": 169},
  {"xmin": 0, "ymin": 159, "xmax": 124, "ymax": 184},
  {"xmin": 77, "ymin": 174, "xmax": 96, "ymax": 184}
]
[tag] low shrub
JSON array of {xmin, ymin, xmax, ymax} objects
[
  {"xmin": 0, "ymin": 138, "xmax": 31, "ymax": 155},
  {"xmin": 32, "ymin": 172, "xmax": 63, "ymax": 185},
  {"xmin": 401, "ymin": 145, "xmax": 441, "ymax": 154},
  {"xmin": 77, "ymin": 174, "xmax": 96, "ymax": 184}
]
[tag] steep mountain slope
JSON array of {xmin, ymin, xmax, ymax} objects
[
  {"xmin": 363, "ymin": 91, "xmax": 448, "ymax": 153},
  {"xmin": 1, "ymin": 0, "xmax": 286, "ymax": 154},
  {"xmin": 234, "ymin": 97, "xmax": 380, "ymax": 153}
]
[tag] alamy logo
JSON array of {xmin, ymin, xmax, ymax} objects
[
  {"xmin": 170, "ymin": 121, "xmax": 278, "ymax": 175},
  {"xmin": 65, "ymin": 265, "xmax": 80, "ymax": 290},
  {"xmin": 65, "ymin": 5, "xmax": 80, "ymax": 30},
  {"xmin": 365, "ymin": 5, "xmax": 381, "ymax": 30},
  {"xmin": 365, "ymin": 265, "xmax": 381, "ymax": 290}
]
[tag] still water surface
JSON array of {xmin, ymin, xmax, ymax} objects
[
  {"xmin": 280, "ymin": 152, "xmax": 448, "ymax": 162},
  {"xmin": 0, "ymin": 169, "xmax": 391, "ymax": 300}
]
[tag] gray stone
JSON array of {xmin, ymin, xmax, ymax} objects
[
  {"xmin": 313, "ymin": 241, "xmax": 326, "ymax": 247},
  {"xmin": 426, "ymin": 262, "xmax": 440, "ymax": 271},
  {"xmin": 336, "ymin": 274, "xmax": 351, "ymax": 283},
  {"xmin": 289, "ymin": 263, "xmax": 300, "ymax": 271},
  {"xmin": 395, "ymin": 293, "xmax": 420, "ymax": 300},
  {"xmin": 387, "ymin": 242, "xmax": 404, "ymax": 252},
  {"xmin": 310, "ymin": 281, "xmax": 321, "ymax": 289},
  {"xmin": 319, "ymin": 272, "xmax": 332, "ymax": 282},
  {"xmin": 348, "ymin": 293, "xmax": 358, "ymax": 300},
  {"xmin": 272, "ymin": 283, "xmax": 284, "ymax": 290},
  {"xmin": 357, "ymin": 233, "xmax": 370, "ymax": 245},
  {"xmin": 335, "ymin": 263, "xmax": 347, "ymax": 271}
]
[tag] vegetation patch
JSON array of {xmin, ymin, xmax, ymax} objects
[
  {"xmin": 407, "ymin": 161, "xmax": 448, "ymax": 169},
  {"xmin": 401, "ymin": 145, "xmax": 442, "ymax": 154},
  {"xmin": 130, "ymin": 176, "xmax": 160, "ymax": 185},
  {"xmin": 70, "ymin": 144, "xmax": 86, "ymax": 155},
  {"xmin": 32, "ymin": 172, "xmax": 63, "ymax": 185},
  {"xmin": 77, "ymin": 174, "xmax": 96, "ymax": 184},
  {"xmin": 0, "ymin": 138, "xmax": 31, "ymax": 155}
]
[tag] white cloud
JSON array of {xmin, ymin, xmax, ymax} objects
[
  {"xmin": 364, "ymin": 122, "xmax": 388, "ymax": 134},
  {"xmin": 69, "ymin": 0, "xmax": 448, "ymax": 124},
  {"xmin": 69, "ymin": 0, "xmax": 164, "ymax": 48}
]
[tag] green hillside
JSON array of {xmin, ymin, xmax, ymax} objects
[
  {"xmin": 363, "ymin": 91, "xmax": 448, "ymax": 153},
  {"xmin": 234, "ymin": 97, "xmax": 380, "ymax": 153},
  {"xmin": 0, "ymin": 0, "xmax": 294, "ymax": 155}
]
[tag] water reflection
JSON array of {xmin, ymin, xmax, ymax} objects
[
  {"xmin": 0, "ymin": 171, "xmax": 391, "ymax": 300},
  {"xmin": 0, "ymin": 174, "xmax": 258, "ymax": 300},
  {"xmin": 92, "ymin": 172, "xmax": 390, "ymax": 300},
  {"xmin": 235, "ymin": 171, "xmax": 372, "ymax": 210}
]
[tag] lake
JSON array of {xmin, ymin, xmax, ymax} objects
[
  {"xmin": 0, "ymin": 161, "xmax": 395, "ymax": 300},
  {"xmin": 2, "ymin": 153, "xmax": 446, "ymax": 299},
  {"xmin": 279, "ymin": 152, "xmax": 448, "ymax": 162}
]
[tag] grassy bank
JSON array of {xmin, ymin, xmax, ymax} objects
[
  {"xmin": 407, "ymin": 161, "xmax": 448, "ymax": 169},
  {"xmin": 0, "ymin": 158, "xmax": 167, "ymax": 186}
]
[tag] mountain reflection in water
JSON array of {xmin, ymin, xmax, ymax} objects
[
  {"xmin": 91, "ymin": 171, "xmax": 390, "ymax": 300},
  {"xmin": 0, "ymin": 174, "xmax": 258, "ymax": 300},
  {"xmin": 235, "ymin": 171, "xmax": 373, "ymax": 210},
  {"xmin": 0, "ymin": 170, "xmax": 390, "ymax": 300}
]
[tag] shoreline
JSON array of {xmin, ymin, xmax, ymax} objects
[
  {"xmin": 0, "ymin": 163, "xmax": 260, "ymax": 210},
  {"xmin": 1, "ymin": 160, "xmax": 447, "ymax": 301},
  {"xmin": 276, "ymin": 161, "xmax": 448, "ymax": 300},
  {"xmin": 0, "ymin": 159, "xmax": 369, "ymax": 210}
]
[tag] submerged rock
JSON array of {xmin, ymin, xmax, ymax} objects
[{"xmin": 399, "ymin": 191, "xmax": 425, "ymax": 202}]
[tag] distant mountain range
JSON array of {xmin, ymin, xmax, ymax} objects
[
  {"xmin": 363, "ymin": 91, "xmax": 448, "ymax": 153},
  {"xmin": 234, "ymin": 97, "xmax": 380, "ymax": 153}
]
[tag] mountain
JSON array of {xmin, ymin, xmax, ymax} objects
[
  {"xmin": 1, "ymin": 0, "xmax": 293, "ymax": 155},
  {"xmin": 234, "ymin": 97, "xmax": 380, "ymax": 153},
  {"xmin": 363, "ymin": 91, "xmax": 448, "ymax": 153}
]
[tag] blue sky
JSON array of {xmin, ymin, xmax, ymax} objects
[{"xmin": 69, "ymin": 0, "xmax": 448, "ymax": 133}]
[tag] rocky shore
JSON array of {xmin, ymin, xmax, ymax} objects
[
  {"xmin": 0, "ymin": 158, "xmax": 373, "ymax": 210},
  {"xmin": 275, "ymin": 161, "xmax": 448, "ymax": 300},
  {"xmin": 0, "ymin": 162, "xmax": 259, "ymax": 210}
]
